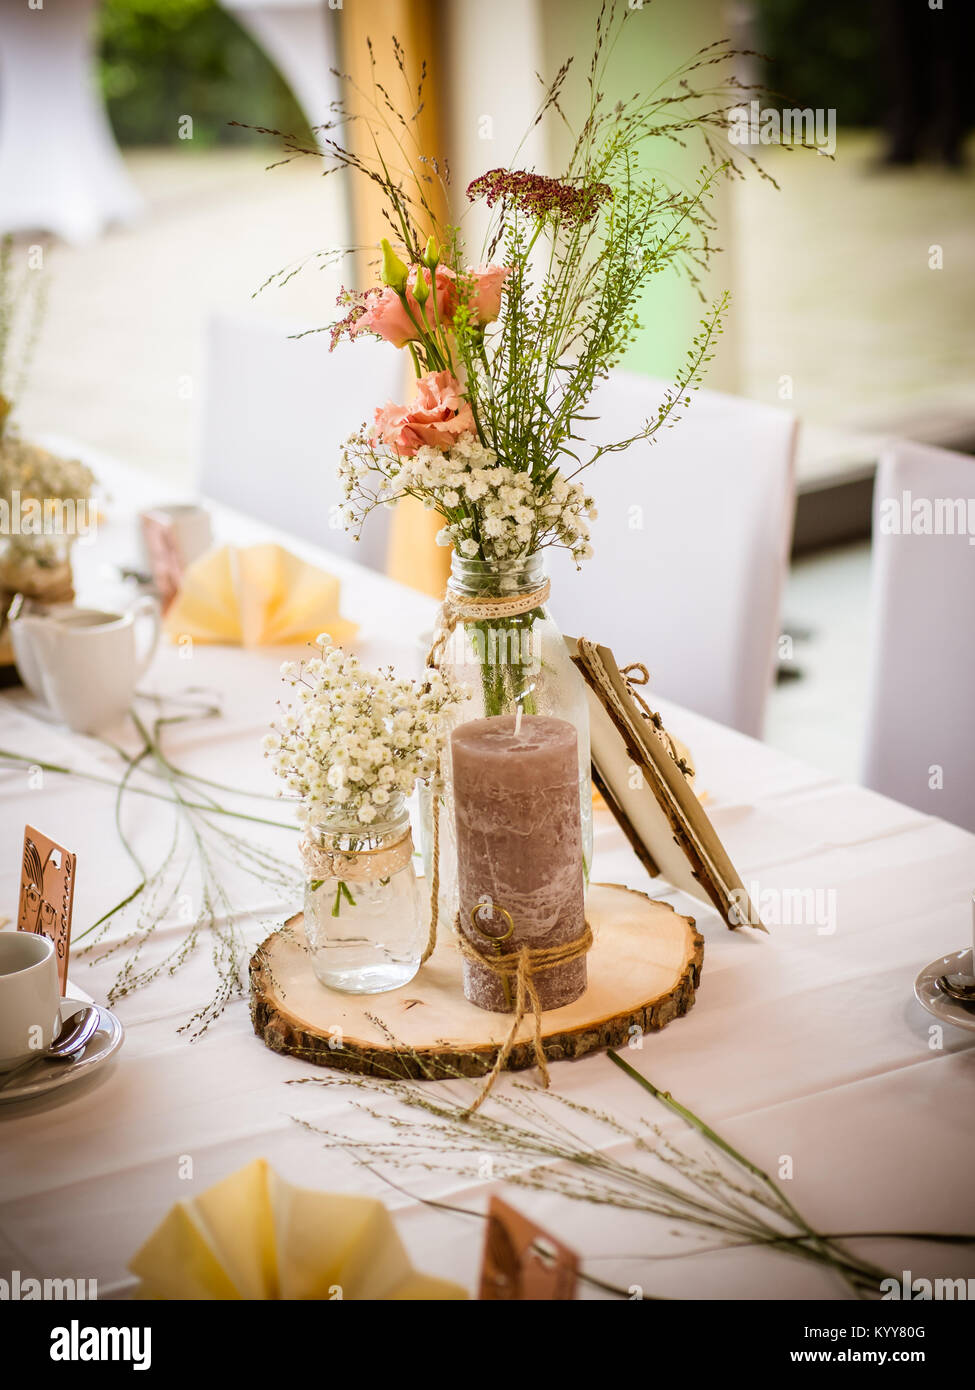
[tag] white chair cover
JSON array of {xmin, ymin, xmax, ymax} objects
[
  {"xmin": 198, "ymin": 313, "xmax": 404, "ymax": 572},
  {"xmin": 862, "ymin": 438, "xmax": 975, "ymax": 831},
  {"xmin": 545, "ymin": 370, "xmax": 797, "ymax": 736},
  {"xmin": 0, "ymin": 0, "xmax": 142, "ymax": 243},
  {"xmin": 222, "ymin": 0, "xmax": 340, "ymax": 137}
]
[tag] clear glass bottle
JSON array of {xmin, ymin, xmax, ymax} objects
[
  {"xmin": 303, "ymin": 796, "xmax": 424, "ymax": 994},
  {"xmin": 419, "ymin": 551, "xmax": 593, "ymax": 927}
]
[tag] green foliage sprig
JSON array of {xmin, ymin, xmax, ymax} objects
[
  {"xmin": 0, "ymin": 695, "xmax": 300, "ymax": 1035},
  {"xmin": 287, "ymin": 1035, "xmax": 974, "ymax": 1300}
]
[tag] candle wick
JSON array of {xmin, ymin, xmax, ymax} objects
[{"xmin": 514, "ymin": 705, "xmax": 523, "ymax": 737}]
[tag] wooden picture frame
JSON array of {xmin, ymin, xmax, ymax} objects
[{"xmin": 567, "ymin": 635, "xmax": 764, "ymax": 932}]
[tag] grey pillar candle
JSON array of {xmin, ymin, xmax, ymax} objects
[{"xmin": 452, "ymin": 714, "xmax": 587, "ymax": 1012}]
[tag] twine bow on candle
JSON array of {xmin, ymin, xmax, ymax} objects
[{"xmin": 455, "ymin": 906, "xmax": 593, "ymax": 1117}]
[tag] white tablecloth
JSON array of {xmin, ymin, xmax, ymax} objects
[{"xmin": 1, "ymin": 453, "xmax": 973, "ymax": 1300}]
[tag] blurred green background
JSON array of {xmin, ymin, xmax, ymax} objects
[
  {"xmin": 97, "ymin": 0, "xmax": 888, "ymax": 148},
  {"xmin": 97, "ymin": 0, "xmax": 310, "ymax": 146},
  {"xmin": 755, "ymin": 0, "xmax": 883, "ymax": 127}
]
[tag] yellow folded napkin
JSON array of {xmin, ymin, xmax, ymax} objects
[
  {"xmin": 163, "ymin": 543, "xmax": 358, "ymax": 648},
  {"xmin": 129, "ymin": 1159, "xmax": 466, "ymax": 1300}
]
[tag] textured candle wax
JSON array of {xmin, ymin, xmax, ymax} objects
[{"xmin": 452, "ymin": 714, "xmax": 586, "ymax": 1012}]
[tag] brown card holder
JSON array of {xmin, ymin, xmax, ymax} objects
[{"xmin": 18, "ymin": 825, "xmax": 76, "ymax": 994}]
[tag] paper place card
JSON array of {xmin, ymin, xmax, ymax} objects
[
  {"xmin": 18, "ymin": 825, "xmax": 76, "ymax": 995},
  {"xmin": 479, "ymin": 1196, "xmax": 578, "ymax": 1300}
]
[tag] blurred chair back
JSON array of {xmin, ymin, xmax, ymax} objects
[
  {"xmin": 546, "ymin": 370, "xmax": 797, "ymax": 736},
  {"xmin": 199, "ymin": 314, "xmax": 400, "ymax": 571},
  {"xmin": 862, "ymin": 439, "xmax": 975, "ymax": 831}
]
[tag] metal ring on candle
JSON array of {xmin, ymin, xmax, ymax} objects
[{"xmin": 470, "ymin": 902, "xmax": 515, "ymax": 943}]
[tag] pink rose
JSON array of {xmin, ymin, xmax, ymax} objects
[
  {"xmin": 466, "ymin": 264, "xmax": 512, "ymax": 324},
  {"xmin": 351, "ymin": 286, "xmax": 416, "ymax": 349},
  {"xmin": 353, "ymin": 265, "xmax": 459, "ymax": 348},
  {"xmin": 373, "ymin": 370, "xmax": 476, "ymax": 457}
]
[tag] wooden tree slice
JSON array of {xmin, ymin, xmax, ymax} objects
[{"xmin": 250, "ymin": 882, "xmax": 703, "ymax": 1080}]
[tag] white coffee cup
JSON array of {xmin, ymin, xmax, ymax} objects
[{"xmin": 0, "ymin": 932, "xmax": 61, "ymax": 1071}]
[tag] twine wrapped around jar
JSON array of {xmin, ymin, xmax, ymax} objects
[
  {"xmin": 0, "ymin": 555, "xmax": 74, "ymax": 608},
  {"xmin": 298, "ymin": 827, "xmax": 414, "ymax": 884}
]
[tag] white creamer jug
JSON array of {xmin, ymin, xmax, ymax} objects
[{"xmin": 10, "ymin": 597, "xmax": 160, "ymax": 734}]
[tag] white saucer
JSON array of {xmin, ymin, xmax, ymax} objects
[
  {"xmin": 0, "ymin": 999, "xmax": 124, "ymax": 1104},
  {"xmin": 914, "ymin": 947, "xmax": 975, "ymax": 1034}
]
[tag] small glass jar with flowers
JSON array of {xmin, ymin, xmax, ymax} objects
[{"xmin": 264, "ymin": 637, "xmax": 461, "ymax": 994}]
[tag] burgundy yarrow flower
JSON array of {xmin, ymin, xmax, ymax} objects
[{"xmin": 467, "ymin": 169, "xmax": 612, "ymax": 224}]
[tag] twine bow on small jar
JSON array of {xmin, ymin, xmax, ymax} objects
[{"xmin": 298, "ymin": 827, "xmax": 415, "ymax": 884}]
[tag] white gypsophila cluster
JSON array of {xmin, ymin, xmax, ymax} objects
[
  {"xmin": 263, "ymin": 638, "xmax": 461, "ymax": 827},
  {"xmin": 0, "ymin": 437, "xmax": 96, "ymax": 565},
  {"xmin": 338, "ymin": 431, "xmax": 596, "ymax": 566}
]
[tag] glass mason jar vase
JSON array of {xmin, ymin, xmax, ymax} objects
[
  {"xmin": 419, "ymin": 551, "xmax": 593, "ymax": 927},
  {"xmin": 302, "ymin": 797, "xmax": 424, "ymax": 994}
]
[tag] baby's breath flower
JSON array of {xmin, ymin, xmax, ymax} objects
[
  {"xmin": 338, "ymin": 430, "xmax": 595, "ymax": 565},
  {"xmin": 266, "ymin": 639, "xmax": 464, "ymax": 826}
]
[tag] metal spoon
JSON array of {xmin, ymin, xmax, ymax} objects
[
  {"xmin": 936, "ymin": 973, "xmax": 975, "ymax": 1004},
  {"xmin": 0, "ymin": 1005, "xmax": 101, "ymax": 1092}
]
